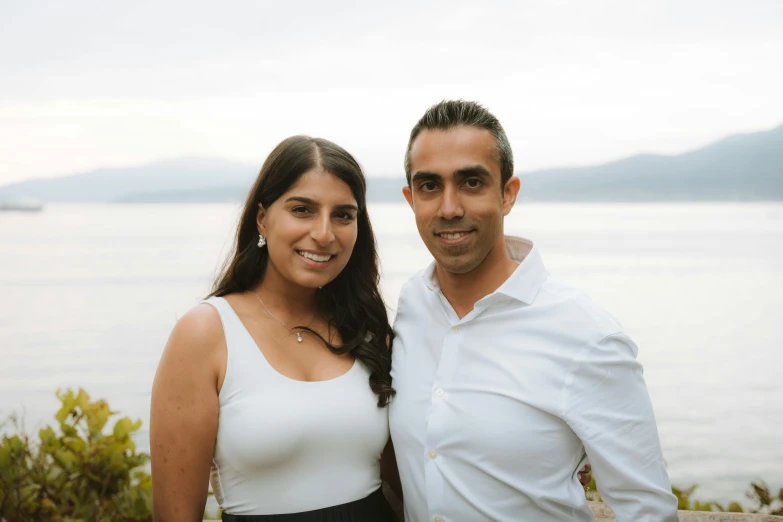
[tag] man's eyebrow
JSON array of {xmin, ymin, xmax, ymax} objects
[
  {"xmin": 410, "ymin": 171, "xmax": 441, "ymax": 184},
  {"xmin": 411, "ymin": 166, "xmax": 493, "ymax": 188},
  {"xmin": 284, "ymin": 196, "xmax": 358, "ymax": 211},
  {"xmin": 454, "ymin": 165, "xmax": 492, "ymax": 181}
]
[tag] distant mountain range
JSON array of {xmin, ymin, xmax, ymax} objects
[
  {"xmin": 1, "ymin": 124, "xmax": 781, "ymax": 203},
  {"xmin": 0, "ymin": 157, "xmax": 256, "ymax": 203},
  {"xmin": 518, "ymin": 123, "xmax": 783, "ymax": 201}
]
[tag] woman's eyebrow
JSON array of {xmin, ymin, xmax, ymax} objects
[
  {"xmin": 334, "ymin": 203, "xmax": 360, "ymax": 212},
  {"xmin": 285, "ymin": 196, "xmax": 358, "ymax": 211},
  {"xmin": 284, "ymin": 196, "xmax": 318, "ymax": 205}
]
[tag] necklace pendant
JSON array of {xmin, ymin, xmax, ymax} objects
[{"xmin": 296, "ymin": 332, "xmax": 303, "ymax": 343}]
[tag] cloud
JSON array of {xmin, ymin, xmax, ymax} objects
[{"xmin": 1, "ymin": 0, "xmax": 781, "ymax": 184}]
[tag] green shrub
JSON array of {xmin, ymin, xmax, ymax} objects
[
  {"xmin": 672, "ymin": 483, "xmax": 745, "ymax": 512},
  {"xmin": 0, "ymin": 389, "xmax": 152, "ymax": 521},
  {"xmin": 3, "ymin": 388, "xmax": 781, "ymax": 518},
  {"xmin": 587, "ymin": 473, "xmax": 782, "ymax": 514},
  {"xmin": 745, "ymin": 482, "xmax": 783, "ymax": 516}
]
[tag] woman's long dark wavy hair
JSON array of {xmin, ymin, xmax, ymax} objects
[{"xmin": 209, "ymin": 136, "xmax": 395, "ymax": 407}]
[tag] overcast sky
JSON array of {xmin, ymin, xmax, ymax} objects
[{"xmin": 1, "ymin": 0, "xmax": 782, "ymax": 185}]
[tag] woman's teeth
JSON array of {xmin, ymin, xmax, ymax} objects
[{"xmin": 298, "ymin": 251, "xmax": 332, "ymax": 262}]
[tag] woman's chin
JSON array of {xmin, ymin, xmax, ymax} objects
[{"xmin": 286, "ymin": 272, "xmax": 336, "ymax": 291}]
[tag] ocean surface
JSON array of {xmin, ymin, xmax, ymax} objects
[{"xmin": 1, "ymin": 202, "xmax": 782, "ymax": 505}]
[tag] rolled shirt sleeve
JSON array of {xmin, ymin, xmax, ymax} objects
[{"xmin": 563, "ymin": 332, "xmax": 679, "ymax": 522}]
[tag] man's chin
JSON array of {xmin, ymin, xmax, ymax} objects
[{"xmin": 433, "ymin": 253, "xmax": 481, "ymax": 275}]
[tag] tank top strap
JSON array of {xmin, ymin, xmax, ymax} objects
[
  {"xmin": 202, "ymin": 296, "xmax": 276, "ymax": 385},
  {"xmin": 202, "ymin": 296, "xmax": 245, "ymax": 344}
]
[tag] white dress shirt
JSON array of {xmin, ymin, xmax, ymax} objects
[{"xmin": 389, "ymin": 236, "xmax": 678, "ymax": 522}]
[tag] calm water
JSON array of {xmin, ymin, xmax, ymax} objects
[{"xmin": 1, "ymin": 202, "xmax": 782, "ymax": 504}]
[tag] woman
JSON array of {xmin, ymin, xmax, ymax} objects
[{"xmin": 150, "ymin": 136, "xmax": 400, "ymax": 521}]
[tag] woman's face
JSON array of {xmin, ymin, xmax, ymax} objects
[{"xmin": 257, "ymin": 168, "xmax": 360, "ymax": 290}]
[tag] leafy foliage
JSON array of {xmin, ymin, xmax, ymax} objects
[
  {"xmin": 745, "ymin": 482, "xmax": 783, "ymax": 516},
  {"xmin": 672, "ymin": 484, "xmax": 744, "ymax": 512},
  {"xmin": 587, "ymin": 472, "xmax": 783, "ymax": 514},
  {"xmin": 0, "ymin": 389, "xmax": 152, "ymax": 521},
  {"xmin": 2, "ymin": 388, "xmax": 781, "ymax": 519}
]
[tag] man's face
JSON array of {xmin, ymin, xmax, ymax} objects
[{"xmin": 403, "ymin": 125, "xmax": 518, "ymax": 275}]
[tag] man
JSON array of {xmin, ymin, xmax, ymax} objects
[{"xmin": 389, "ymin": 100, "xmax": 678, "ymax": 521}]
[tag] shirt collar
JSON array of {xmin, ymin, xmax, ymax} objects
[{"xmin": 421, "ymin": 236, "xmax": 548, "ymax": 305}]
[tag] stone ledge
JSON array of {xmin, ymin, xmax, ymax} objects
[{"xmin": 589, "ymin": 502, "xmax": 783, "ymax": 521}]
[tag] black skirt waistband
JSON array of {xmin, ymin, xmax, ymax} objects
[{"xmin": 221, "ymin": 487, "xmax": 397, "ymax": 522}]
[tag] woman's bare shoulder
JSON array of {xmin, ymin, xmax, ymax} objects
[{"xmin": 165, "ymin": 302, "xmax": 225, "ymax": 358}]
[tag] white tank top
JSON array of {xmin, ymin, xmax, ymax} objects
[{"xmin": 204, "ymin": 297, "xmax": 389, "ymax": 515}]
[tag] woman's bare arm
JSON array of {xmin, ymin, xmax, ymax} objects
[{"xmin": 150, "ymin": 304, "xmax": 225, "ymax": 522}]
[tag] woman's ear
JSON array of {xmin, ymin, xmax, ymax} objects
[{"xmin": 256, "ymin": 203, "xmax": 266, "ymax": 236}]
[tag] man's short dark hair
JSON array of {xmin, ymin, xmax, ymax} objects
[{"xmin": 405, "ymin": 99, "xmax": 514, "ymax": 188}]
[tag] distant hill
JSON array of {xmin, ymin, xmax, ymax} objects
[
  {"xmin": 0, "ymin": 156, "xmax": 409, "ymax": 204},
  {"xmin": 1, "ymin": 124, "xmax": 781, "ymax": 202},
  {"xmin": 0, "ymin": 157, "xmax": 257, "ymax": 203},
  {"xmin": 519, "ymin": 123, "xmax": 783, "ymax": 201}
]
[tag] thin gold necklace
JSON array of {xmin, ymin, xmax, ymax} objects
[{"xmin": 254, "ymin": 291, "xmax": 315, "ymax": 343}]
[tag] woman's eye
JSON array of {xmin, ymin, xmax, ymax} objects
[
  {"xmin": 335, "ymin": 212, "xmax": 356, "ymax": 221},
  {"xmin": 291, "ymin": 206, "xmax": 311, "ymax": 214},
  {"xmin": 465, "ymin": 178, "xmax": 482, "ymax": 189}
]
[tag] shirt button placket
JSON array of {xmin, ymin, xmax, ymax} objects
[{"xmin": 425, "ymin": 321, "xmax": 460, "ymax": 522}]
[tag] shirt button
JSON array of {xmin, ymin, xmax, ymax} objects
[
  {"xmin": 452, "ymin": 325, "xmax": 460, "ymax": 332},
  {"xmin": 433, "ymin": 517, "xmax": 444, "ymax": 522},
  {"xmin": 435, "ymin": 388, "xmax": 444, "ymax": 397},
  {"xmin": 428, "ymin": 450, "xmax": 438, "ymax": 459}
]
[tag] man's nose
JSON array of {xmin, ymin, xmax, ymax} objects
[
  {"xmin": 310, "ymin": 213, "xmax": 335, "ymax": 246},
  {"xmin": 438, "ymin": 185, "xmax": 464, "ymax": 220}
]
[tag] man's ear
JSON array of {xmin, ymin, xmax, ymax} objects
[
  {"xmin": 256, "ymin": 203, "xmax": 267, "ymax": 235},
  {"xmin": 501, "ymin": 176, "xmax": 521, "ymax": 216},
  {"xmin": 402, "ymin": 185, "xmax": 414, "ymax": 211}
]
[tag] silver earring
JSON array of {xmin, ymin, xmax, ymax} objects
[{"xmin": 257, "ymin": 234, "xmax": 266, "ymax": 248}]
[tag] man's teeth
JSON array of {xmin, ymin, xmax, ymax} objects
[
  {"xmin": 440, "ymin": 232, "xmax": 467, "ymax": 240},
  {"xmin": 298, "ymin": 251, "xmax": 332, "ymax": 262}
]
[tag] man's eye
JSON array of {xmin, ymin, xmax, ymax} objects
[
  {"xmin": 465, "ymin": 178, "xmax": 482, "ymax": 189},
  {"xmin": 420, "ymin": 181, "xmax": 438, "ymax": 192}
]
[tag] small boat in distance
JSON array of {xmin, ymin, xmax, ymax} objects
[{"xmin": 0, "ymin": 197, "xmax": 44, "ymax": 212}]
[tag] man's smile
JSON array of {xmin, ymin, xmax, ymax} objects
[{"xmin": 434, "ymin": 229, "xmax": 474, "ymax": 246}]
